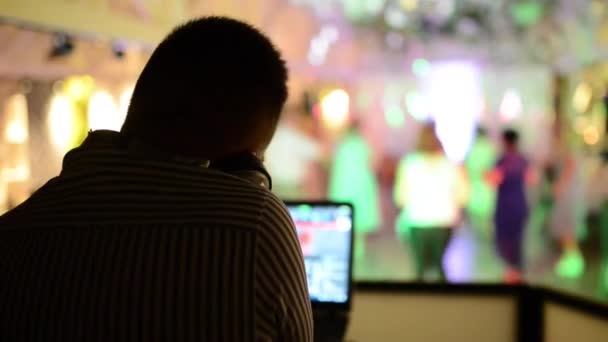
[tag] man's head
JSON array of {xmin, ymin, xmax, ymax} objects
[
  {"xmin": 122, "ymin": 17, "xmax": 288, "ymax": 160},
  {"xmin": 416, "ymin": 122, "xmax": 443, "ymax": 154},
  {"xmin": 476, "ymin": 126, "xmax": 488, "ymax": 138},
  {"xmin": 502, "ymin": 128, "xmax": 519, "ymax": 150}
]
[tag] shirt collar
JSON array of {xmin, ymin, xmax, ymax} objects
[{"xmin": 62, "ymin": 130, "xmax": 210, "ymax": 176}]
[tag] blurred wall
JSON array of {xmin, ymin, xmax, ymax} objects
[
  {"xmin": 346, "ymin": 291, "xmax": 516, "ymax": 342},
  {"xmin": 545, "ymin": 302, "xmax": 608, "ymax": 342}
]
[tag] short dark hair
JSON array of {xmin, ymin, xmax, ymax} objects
[
  {"xmin": 502, "ymin": 128, "xmax": 519, "ymax": 146},
  {"xmin": 476, "ymin": 126, "xmax": 487, "ymax": 137},
  {"xmin": 122, "ymin": 17, "xmax": 288, "ymax": 159},
  {"xmin": 416, "ymin": 122, "xmax": 443, "ymax": 154}
]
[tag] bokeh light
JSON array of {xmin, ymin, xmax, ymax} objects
[
  {"xmin": 428, "ymin": 61, "xmax": 481, "ymax": 162},
  {"xmin": 573, "ymin": 82, "xmax": 593, "ymax": 113},
  {"xmin": 427, "ymin": 0, "xmax": 456, "ymax": 23},
  {"xmin": 499, "ymin": 89, "xmax": 523, "ymax": 121},
  {"xmin": 87, "ymin": 90, "xmax": 120, "ymax": 131},
  {"xmin": 118, "ymin": 85, "xmax": 134, "ymax": 125},
  {"xmin": 583, "ymin": 126, "xmax": 600, "ymax": 145},
  {"xmin": 64, "ymin": 75, "xmax": 94, "ymax": 102},
  {"xmin": 384, "ymin": 5, "xmax": 408, "ymax": 29},
  {"xmin": 365, "ymin": 0, "xmax": 386, "ymax": 16},
  {"xmin": 308, "ymin": 25, "xmax": 339, "ymax": 66},
  {"xmin": 412, "ymin": 58, "xmax": 432, "ymax": 77},
  {"xmin": 510, "ymin": 1, "xmax": 543, "ymax": 26},
  {"xmin": 321, "ymin": 89, "xmax": 350, "ymax": 129},
  {"xmin": 48, "ymin": 94, "xmax": 77, "ymax": 151},
  {"xmin": 4, "ymin": 94, "xmax": 29, "ymax": 144},
  {"xmin": 399, "ymin": 0, "xmax": 418, "ymax": 11},
  {"xmin": 343, "ymin": 0, "xmax": 367, "ymax": 21},
  {"xmin": 405, "ymin": 91, "xmax": 430, "ymax": 121},
  {"xmin": 384, "ymin": 105, "xmax": 406, "ymax": 128}
]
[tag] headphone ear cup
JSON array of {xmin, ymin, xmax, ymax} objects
[{"xmin": 209, "ymin": 153, "xmax": 272, "ymax": 190}]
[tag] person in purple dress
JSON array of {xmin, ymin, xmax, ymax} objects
[{"xmin": 488, "ymin": 129, "xmax": 535, "ymax": 283}]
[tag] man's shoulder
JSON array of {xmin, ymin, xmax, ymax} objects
[
  {"xmin": 259, "ymin": 190, "xmax": 292, "ymax": 223},
  {"xmin": 0, "ymin": 169, "xmax": 280, "ymax": 229}
]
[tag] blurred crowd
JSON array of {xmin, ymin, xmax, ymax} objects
[{"xmin": 266, "ymin": 111, "xmax": 608, "ymax": 286}]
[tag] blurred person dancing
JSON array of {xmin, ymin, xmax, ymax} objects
[
  {"xmin": 265, "ymin": 111, "xmax": 322, "ymax": 199},
  {"xmin": 394, "ymin": 123, "xmax": 469, "ymax": 281},
  {"xmin": 465, "ymin": 127, "xmax": 498, "ymax": 240},
  {"xmin": 328, "ymin": 121, "xmax": 381, "ymax": 261},
  {"xmin": 488, "ymin": 129, "xmax": 535, "ymax": 283},
  {"xmin": 585, "ymin": 149, "xmax": 608, "ymax": 294},
  {"xmin": 546, "ymin": 134, "xmax": 587, "ymax": 279}
]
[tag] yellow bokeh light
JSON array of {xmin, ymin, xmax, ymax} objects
[
  {"xmin": 5, "ymin": 165, "xmax": 30, "ymax": 182},
  {"xmin": 400, "ymin": 0, "xmax": 418, "ymax": 11},
  {"xmin": 87, "ymin": 90, "xmax": 120, "ymax": 131},
  {"xmin": 48, "ymin": 94, "xmax": 76, "ymax": 152},
  {"xmin": 320, "ymin": 89, "xmax": 350, "ymax": 129},
  {"xmin": 583, "ymin": 126, "xmax": 600, "ymax": 145},
  {"xmin": 4, "ymin": 93, "xmax": 29, "ymax": 144},
  {"xmin": 118, "ymin": 85, "xmax": 135, "ymax": 126},
  {"xmin": 573, "ymin": 82, "xmax": 593, "ymax": 113},
  {"xmin": 64, "ymin": 75, "xmax": 94, "ymax": 102}
]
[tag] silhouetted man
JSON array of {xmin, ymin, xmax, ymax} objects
[{"xmin": 0, "ymin": 17, "xmax": 313, "ymax": 341}]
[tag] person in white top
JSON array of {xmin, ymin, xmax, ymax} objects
[
  {"xmin": 264, "ymin": 113, "xmax": 321, "ymax": 199},
  {"xmin": 394, "ymin": 123, "xmax": 469, "ymax": 281}
]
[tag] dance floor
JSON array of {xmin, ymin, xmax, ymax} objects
[{"xmin": 353, "ymin": 205, "xmax": 608, "ymax": 302}]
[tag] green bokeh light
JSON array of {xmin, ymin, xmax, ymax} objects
[
  {"xmin": 385, "ymin": 105, "xmax": 406, "ymax": 128},
  {"xmin": 298, "ymin": 204, "xmax": 312, "ymax": 213},
  {"xmin": 412, "ymin": 58, "xmax": 431, "ymax": 77},
  {"xmin": 555, "ymin": 251, "xmax": 585, "ymax": 279},
  {"xmin": 343, "ymin": 0, "xmax": 367, "ymax": 21},
  {"xmin": 404, "ymin": 91, "xmax": 430, "ymax": 121},
  {"xmin": 511, "ymin": 1, "xmax": 543, "ymax": 26}
]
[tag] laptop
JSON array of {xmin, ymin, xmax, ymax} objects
[{"xmin": 285, "ymin": 201, "xmax": 354, "ymax": 341}]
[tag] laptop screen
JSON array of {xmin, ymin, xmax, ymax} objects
[{"xmin": 285, "ymin": 202, "xmax": 354, "ymax": 307}]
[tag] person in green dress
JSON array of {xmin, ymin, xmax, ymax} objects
[
  {"xmin": 328, "ymin": 122, "xmax": 381, "ymax": 261},
  {"xmin": 465, "ymin": 127, "xmax": 497, "ymax": 240}
]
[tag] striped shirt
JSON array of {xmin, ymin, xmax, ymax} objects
[{"xmin": 0, "ymin": 131, "xmax": 313, "ymax": 342}]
